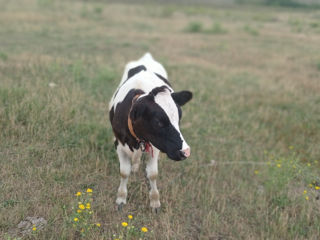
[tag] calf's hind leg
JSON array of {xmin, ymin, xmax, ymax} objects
[
  {"xmin": 131, "ymin": 150, "xmax": 142, "ymax": 173},
  {"xmin": 116, "ymin": 147, "xmax": 131, "ymax": 209}
]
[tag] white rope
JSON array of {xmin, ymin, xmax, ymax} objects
[{"xmin": 208, "ymin": 160, "xmax": 270, "ymax": 166}]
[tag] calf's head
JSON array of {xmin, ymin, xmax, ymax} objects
[{"xmin": 130, "ymin": 86, "xmax": 192, "ymax": 161}]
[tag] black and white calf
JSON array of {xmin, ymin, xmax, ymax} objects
[{"xmin": 109, "ymin": 53, "xmax": 192, "ymax": 211}]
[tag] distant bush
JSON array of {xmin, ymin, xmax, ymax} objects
[
  {"xmin": 160, "ymin": 7, "xmax": 176, "ymax": 18},
  {"xmin": 207, "ymin": 22, "xmax": 228, "ymax": 34},
  {"xmin": 235, "ymin": 0, "xmax": 320, "ymax": 8},
  {"xmin": 264, "ymin": 0, "xmax": 303, "ymax": 7},
  {"xmin": 94, "ymin": 6, "xmax": 103, "ymax": 15},
  {"xmin": 37, "ymin": 0, "xmax": 54, "ymax": 8},
  {"xmin": 288, "ymin": 18, "xmax": 304, "ymax": 32},
  {"xmin": 243, "ymin": 24, "xmax": 259, "ymax": 36},
  {"xmin": 185, "ymin": 21, "xmax": 228, "ymax": 34},
  {"xmin": 0, "ymin": 52, "xmax": 8, "ymax": 61},
  {"xmin": 185, "ymin": 21, "xmax": 203, "ymax": 33},
  {"xmin": 310, "ymin": 22, "xmax": 319, "ymax": 28}
]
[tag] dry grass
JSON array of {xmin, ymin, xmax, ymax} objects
[{"xmin": 1, "ymin": 0, "xmax": 320, "ymax": 239}]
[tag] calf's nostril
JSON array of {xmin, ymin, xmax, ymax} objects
[
  {"xmin": 178, "ymin": 151, "xmax": 186, "ymax": 159},
  {"xmin": 181, "ymin": 148, "xmax": 190, "ymax": 158}
]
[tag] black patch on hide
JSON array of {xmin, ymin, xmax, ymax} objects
[
  {"xmin": 109, "ymin": 89, "xmax": 145, "ymax": 151},
  {"xmin": 154, "ymin": 73, "xmax": 172, "ymax": 87},
  {"xmin": 128, "ymin": 65, "xmax": 146, "ymax": 80}
]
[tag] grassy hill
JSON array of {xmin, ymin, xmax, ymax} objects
[{"xmin": 1, "ymin": 0, "xmax": 320, "ymax": 239}]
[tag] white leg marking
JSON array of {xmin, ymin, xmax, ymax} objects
[
  {"xmin": 146, "ymin": 149, "xmax": 161, "ymax": 209},
  {"xmin": 116, "ymin": 146, "xmax": 132, "ymax": 205}
]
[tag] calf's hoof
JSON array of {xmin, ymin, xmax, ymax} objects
[
  {"xmin": 116, "ymin": 203, "xmax": 124, "ymax": 211},
  {"xmin": 152, "ymin": 207, "xmax": 160, "ymax": 214}
]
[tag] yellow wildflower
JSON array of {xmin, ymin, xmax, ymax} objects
[
  {"xmin": 289, "ymin": 146, "xmax": 294, "ymax": 150},
  {"xmin": 121, "ymin": 222, "xmax": 128, "ymax": 227},
  {"xmin": 128, "ymin": 215, "xmax": 133, "ymax": 219},
  {"xmin": 254, "ymin": 170, "xmax": 259, "ymax": 175},
  {"xmin": 96, "ymin": 223, "xmax": 101, "ymax": 227},
  {"xmin": 75, "ymin": 192, "xmax": 82, "ymax": 197},
  {"xmin": 292, "ymin": 165, "xmax": 296, "ymax": 169},
  {"xmin": 141, "ymin": 227, "xmax": 148, "ymax": 232},
  {"xmin": 74, "ymin": 217, "xmax": 79, "ymax": 222},
  {"xmin": 89, "ymin": 211, "xmax": 93, "ymax": 214},
  {"xmin": 32, "ymin": 225, "xmax": 37, "ymax": 231},
  {"xmin": 86, "ymin": 203, "xmax": 91, "ymax": 209},
  {"xmin": 307, "ymin": 163, "xmax": 311, "ymax": 167},
  {"xmin": 303, "ymin": 190, "xmax": 307, "ymax": 195},
  {"xmin": 79, "ymin": 204, "xmax": 85, "ymax": 210},
  {"xmin": 86, "ymin": 188, "xmax": 93, "ymax": 193},
  {"xmin": 309, "ymin": 184, "xmax": 313, "ymax": 188},
  {"xmin": 276, "ymin": 164, "xmax": 281, "ymax": 168},
  {"xmin": 315, "ymin": 186, "xmax": 320, "ymax": 190},
  {"xmin": 305, "ymin": 196, "xmax": 309, "ymax": 200},
  {"xmin": 77, "ymin": 209, "xmax": 82, "ymax": 213},
  {"xmin": 81, "ymin": 229, "xmax": 84, "ymax": 233}
]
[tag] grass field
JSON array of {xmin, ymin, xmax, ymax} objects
[{"xmin": 1, "ymin": 0, "xmax": 320, "ymax": 239}]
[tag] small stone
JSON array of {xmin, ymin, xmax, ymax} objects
[
  {"xmin": 209, "ymin": 160, "xmax": 217, "ymax": 167},
  {"xmin": 257, "ymin": 185, "xmax": 265, "ymax": 195},
  {"xmin": 49, "ymin": 82, "xmax": 57, "ymax": 88},
  {"xmin": 9, "ymin": 216, "xmax": 47, "ymax": 237}
]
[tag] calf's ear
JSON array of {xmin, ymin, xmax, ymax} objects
[{"xmin": 171, "ymin": 91, "xmax": 193, "ymax": 106}]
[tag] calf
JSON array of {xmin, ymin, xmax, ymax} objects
[{"xmin": 109, "ymin": 53, "xmax": 192, "ymax": 212}]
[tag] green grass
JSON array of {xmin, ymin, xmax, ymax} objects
[
  {"xmin": 243, "ymin": 24, "xmax": 260, "ymax": 36},
  {"xmin": 316, "ymin": 60, "xmax": 320, "ymax": 71},
  {"xmin": 1, "ymin": 0, "xmax": 320, "ymax": 239},
  {"xmin": 207, "ymin": 22, "xmax": 228, "ymax": 34}
]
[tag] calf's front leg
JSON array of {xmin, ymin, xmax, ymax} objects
[
  {"xmin": 116, "ymin": 147, "xmax": 131, "ymax": 209},
  {"xmin": 146, "ymin": 149, "xmax": 161, "ymax": 212}
]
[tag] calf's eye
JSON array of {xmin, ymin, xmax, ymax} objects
[
  {"xmin": 155, "ymin": 119, "xmax": 164, "ymax": 128},
  {"xmin": 157, "ymin": 121, "xmax": 164, "ymax": 128}
]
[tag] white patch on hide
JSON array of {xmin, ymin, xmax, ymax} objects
[
  {"xmin": 154, "ymin": 90, "xmax": 190, "ymax": 151},
  {"xmin": 109, "ymin": 53, "xmax": 171, "ymax": 111}
]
